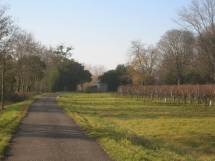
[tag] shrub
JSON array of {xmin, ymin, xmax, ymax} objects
[{"xmin": 85, "ymin": 86, "xmax": 92, "ymax": 93}]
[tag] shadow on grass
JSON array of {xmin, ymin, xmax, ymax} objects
[
  {"xmin": 103, "ymin": 105, "xmax": 215, "ymax": 118},
  {"xmin": 85, "ymin": 122, "xmax": 160, "ymax": 151},
  {"xmin": 176, "ymin": 133, "xmax": 215, "ymax": 155},
  {"xmin": 59, "ymin": 98, "xmax": 215, "ymax": 120},
  {"xmin": 87, "ymin": 121, "xmax": 215, "ymax": 159}
]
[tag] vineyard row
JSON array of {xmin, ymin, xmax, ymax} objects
[{"xmin": 117, "ymin": 85, "xmax": 215, "ymax": 106}]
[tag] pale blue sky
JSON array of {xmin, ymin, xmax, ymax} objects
[{"xmin": 2, "ymin": 0, "xmax": 192, "ymax": 70}]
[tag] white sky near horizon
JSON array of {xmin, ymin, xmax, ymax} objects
[{"xmin": 2, "ymin": 0, "xmax": 192, "ymax": 70}]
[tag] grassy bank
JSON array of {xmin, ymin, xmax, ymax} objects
[
  {"xmin": 0, "ymin": 94, "xmax": 47, "ymax": 159},
  {"xmin": 57, "ymin": 92, "xmax": 215, "ymax": 161}
]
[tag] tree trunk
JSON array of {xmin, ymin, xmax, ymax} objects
[{"xmin": 1, "ymin": 52, "xmax": 5, "ymax": 110}]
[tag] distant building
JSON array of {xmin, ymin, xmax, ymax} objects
[{"xmin": 93, "ymin": 81, "xmax": 108, "ymax": 92}]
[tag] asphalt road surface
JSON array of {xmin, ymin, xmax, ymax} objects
[{"xmin": 4, "ymin": 94, "xmax": 113, "ymax": 161}]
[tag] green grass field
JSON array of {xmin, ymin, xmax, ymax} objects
[
  {"xmin": 57, "ymin": 92, "xmax": 215, "ymax": 161},
  {"xmin": 0, "ymin": 94, "xmax": 47, "ymax": 159}
]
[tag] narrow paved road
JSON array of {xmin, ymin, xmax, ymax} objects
[{"xmin": 4, "ymin": 94, "xmax": 113, "ymax": 161}]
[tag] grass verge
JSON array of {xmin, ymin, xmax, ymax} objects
[
  {"xmin": 57, "ymin": 92, "xmax": 215, "ymax": 161},
  {"xmin": 0, "ymin": 93, "xmax": 48, "ymax": 159}
]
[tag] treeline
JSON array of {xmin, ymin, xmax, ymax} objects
[
  {"xmin": 0, "ymin": 6, "xmax": 92, "ymax": 108},
  {"xmin": 100, "ymin": 0, "xmax": 215, "ymax": 90}
]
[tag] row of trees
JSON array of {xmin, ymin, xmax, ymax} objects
[
  {"xmin": 0, "ymin": 5, "xmax": 92, "ymax": 109},
  {"xmin": 100, "ymin": 0, "xmax": 215, "ymax": 89}
]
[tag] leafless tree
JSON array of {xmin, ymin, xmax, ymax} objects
[
  {"xmin": 13, "ymin": 29, "xmax": 37, "ymax": 59},
  {"xmin": 12, "ymin": 30, "xmax": 39, "ymax": 92},
  {"xmin": 127, "ymin": 40, "xmax": 158, "ymax": 85},
  {"xmin": 175, "ymin": 0, "xmax": 215, "ymax": 82},
  {"xmin": 0, "ymin": 5, "xmax": 17, "ymax": 110},
  {"xmin": 39, "ymin": 46, "xmax": 55, "ymax": 93},
  {"xmin": 83, "ymin": 64, "xmax": 106, "ymax": 76},
  {"xmin": 157, "ymin": 29, "xmax": 195, "ymax": 85}
]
